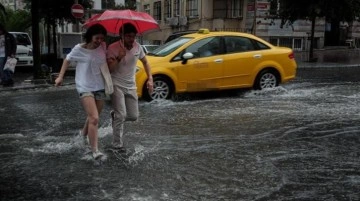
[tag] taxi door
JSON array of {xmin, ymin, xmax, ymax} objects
[{"xmin": 176, "ymin": 37, "xmax": 224, "ymax": 92}]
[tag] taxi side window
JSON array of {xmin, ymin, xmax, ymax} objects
[
  {"xmin": 225, "ymin": 36, "xmax": 256, "ymax": 53},
  {"xmin": 184, "ymin": 37, "xmax": 221, "ymax": 58}
]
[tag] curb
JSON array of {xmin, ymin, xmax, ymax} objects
[{"xmin": 297, "ymin": 63, "xmax": 360, "ymax": 68}]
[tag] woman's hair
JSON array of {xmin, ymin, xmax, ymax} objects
[
  {"xmin": 119, "ymin": 23, "xmax": 138, "ymax": 35},
  {"xmin": 84, "ymin": 24, "xmax": 107, "ymax": 43}
]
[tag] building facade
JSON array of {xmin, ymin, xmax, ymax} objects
[{"xmin": 138, "ymin": 0, "xmax": 360, "ymax": 50}]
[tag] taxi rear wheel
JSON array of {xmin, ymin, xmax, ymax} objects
[
  {"xmin": 254, "ymin": 69, "xmax": 279, "ymax": 90},
  {"xmin": 143, "ymin": 76, "xmax": 174, "ymax": 101}
]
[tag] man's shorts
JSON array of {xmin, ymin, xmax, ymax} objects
[{"xmin": 79, "ymin": 90, "xmax": 106, "ymax": 100}]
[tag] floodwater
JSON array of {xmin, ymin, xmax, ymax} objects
[{"xmin": 0, "ymin": 78, "xmax": 359, "ymax": 200}]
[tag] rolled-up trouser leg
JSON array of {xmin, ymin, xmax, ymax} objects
[
  {"xmin": 111, "ymin": 86, "xmax": 139, "ymax": 148},
  {"xmin": 124, "ymin": 89, "xmax": 139, "ymax": 122},
  {"xmin": 111, "ymin": 85, "xmax": 126, "ymax": 147}
]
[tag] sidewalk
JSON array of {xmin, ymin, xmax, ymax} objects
[
  {"xmin": 295, "ymin": 47, "xmax": 360, "ymax": 68},
  {"xmin": 0, "ymin": 71, "xmax": 75, "ymax": 92}
]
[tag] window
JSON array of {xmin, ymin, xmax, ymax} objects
[
  {"xmin": 186, "ymin": 0, "xmax": 198, "ymax": 18},
  {"xmin": 144, "ymin": 4, "xmax": 150, "ymax": 14},
  {"xmin": 174, "ymin": 0, "xmax": 180, "ymax": 16},
  {"xmin": 153, "ymin": 1, "xmax": 162, "ymax": 21},
  {"xmin": 165, "ymin": 0, "xmax": 172, "ymax": 18},
  {"xmin": 231, "ymin": 0, "xmax": 243, "ymax": 18},
  {"xmin": 225, "ymin": 36, "xmax": 256, "ymax": 53},
  {"xmin": 269, "ymin": 37, "xmax": 303, "ymax": 50},
  {"xmin": 213, "ymin": 0, "xmax": 227, "ymax": 18},
  {"xmin": 269, "ymin": 0, "xmax": 280, "ymax": 15},
  {"xmin": 213, "ymin": 0, "xmax": 243, "ymax": 19},
  {"xmin": 293, "ymin": 38, "xmax": 302, "ymax": 50},
  {"xmin": 269, "ymin": 38, "xmax": 278, "ymax": 46},
  {"xmin": 181, "ymin": 37, "xmax": 221, "ymax": 59},
  {"xmin": 279, "ymin": 38, "xmax": 292, "ymax": 47}
]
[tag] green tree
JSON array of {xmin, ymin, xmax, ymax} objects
[
  {"xmin": 0, "ymin": 7, "xmax": 31, "ymax": 31},
  {"xmin": 269, "ymin": 0, "xmax": 360, "ymax": 61},
  {"xmin": 0, "ymin": 3, "xmax": 6, "ymax": 21}
]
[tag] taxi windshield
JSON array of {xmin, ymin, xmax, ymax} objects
[{"xmin": 150, "ymin": 37, "xmax": 192, "ymax": 57}]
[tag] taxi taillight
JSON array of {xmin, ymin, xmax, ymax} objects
[{"xmin": 288, "ymin": 52, "xmax": 295, "ymax": 59}]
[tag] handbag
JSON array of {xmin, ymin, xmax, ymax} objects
[
  {"xmin": 4, "ymin": 57, "xmax": 17, "ymax": 73},
  {"xmin": 100, "ymin": 62, "xmax": 114, "ymax": 95}
]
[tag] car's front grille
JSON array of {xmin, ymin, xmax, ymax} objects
[
  {"xmin": 17, "ymin": 53, "xmax": 28, "ymax": 56},
  {"xmin": 17, "ymin": 61, "xmax": 28, "ymax": 65}
]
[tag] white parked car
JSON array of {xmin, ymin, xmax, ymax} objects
[{"xmin": 10, "ymin": 32, "xmax": 33, "ymax": 67}]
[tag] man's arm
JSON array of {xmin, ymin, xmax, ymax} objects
[
  {"xmin": 140, "ymin": 56, "xmax": 153, "ymax": 94},
  {"xmin": 107, "ymin": 57, "xmax": 118, "ymax": 73},
  {"xmin": 106, "ymin": 42, "xmax": 126, "ymax": 73}
]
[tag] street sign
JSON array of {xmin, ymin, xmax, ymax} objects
[{"xmin": 71, "ymin": 4, "xmax": 84, "ymax": 19}]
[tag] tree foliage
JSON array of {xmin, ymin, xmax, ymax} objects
[
  {"xmin": 0, "ymin": 6, "xmax": 31, "ymax": 31},
  {"xmin": 24, "ymin": 0, "xmax": 93, "ymax": 24},
  {"xmin": 0, "ymin": 3, "xmax": 6, "ymax": 21},
  {"xmin": 268, "ymin": 0, "xmax": 360, "ymax": 60},
  {"xmin": 269, "ymin": 0, "xmax": 360, "ymax": 25}
]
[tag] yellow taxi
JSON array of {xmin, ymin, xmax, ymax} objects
[{"xmin": 136, "ymin": 29, "xmax": 297, "ymax": 101}]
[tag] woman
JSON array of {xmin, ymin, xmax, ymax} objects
[
  {"xmin": 0, "ymin": 23, "xmax": 17, "ymax": 87},
  {"xmin": 55, "ymin": 24, "xmax": 107, "ymax": 160}
]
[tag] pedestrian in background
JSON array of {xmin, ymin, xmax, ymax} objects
[
  {"xmin": 0, "ymin": 23, "xmax": 17, "ymax": 87},
  {"xmin": 107, "ymin": 23, "xmax": 153, "ymax": 152},
  {"xmin": 55, "ymin": 24, "xmax": 108, "ymax": 160}
]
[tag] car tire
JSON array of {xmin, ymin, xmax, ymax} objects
[
  {"xmin": 254, "ymin": 69, "xmax": 279, "ymax": 90},
  {"xmin": 143, "ymin": 76, "xmax": 173, "ymax": 101}
]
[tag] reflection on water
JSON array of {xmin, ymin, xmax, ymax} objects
[{"xmin": 1, "ymin": 83, "xmax": 360, "ymax": 200}]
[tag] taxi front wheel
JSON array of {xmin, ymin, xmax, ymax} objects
[{"xmin": 143, "ymin": 76, "xmax": 174, "ymax": 101}]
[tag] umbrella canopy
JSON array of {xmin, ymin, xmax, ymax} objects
[
  {"xmin": 85, "ymin": 13, "xmax": 101, "ymax": 24},
  {"xmin": 83, "ymin": 9, "xmax": 160, "ymax": 36}
]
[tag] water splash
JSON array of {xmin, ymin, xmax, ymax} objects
[
  {"xmin": 0, "ymin": 133, "xmax": 25, "ymax": 139},
  {"xmin": 127, "ymin": 142, "xmax": 161, "ymax": 166},
  {"xmin": 25, "ymin": 142, "xmax": 74, "ymax": 154}
]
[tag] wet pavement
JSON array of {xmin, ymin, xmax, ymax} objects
[
  {"xmin": 1, "ymin": 64, "xmax": 360, "ymax": 200},
  {"xmin": 1, "ymin": 49, "xmax": 360, "ymax": 200}
]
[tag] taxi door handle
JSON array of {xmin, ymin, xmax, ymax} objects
[
  {"xmin": 214, "ymin": 59, "xmax": 223, "ymax": 63},
  {"xmin": 253, "ymin": 54, "xmax": 262, "ymax": 59}
]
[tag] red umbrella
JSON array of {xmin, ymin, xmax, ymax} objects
[
  {"xmin": 83, "ymin": 9, "xmax": 160, "ymax": 36},
  {"xmin": 85, "ymin": 13, "xmax": 101, "ymax": 24}
]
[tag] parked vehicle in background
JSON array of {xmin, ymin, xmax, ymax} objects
[
  {"xmin": 136, "ymin": 29, "xmax": 297, "ymax": 101},
  {"xmin": 141, "ymin": 44, "xmax": 159, "ymax": 54},
  {"xmin": 9, "ymin": 32, "xmax": 33, "ymax": 67},
  {"xmin": 57, "ymin": 32, "xmax": 83, "ymax": 70}
]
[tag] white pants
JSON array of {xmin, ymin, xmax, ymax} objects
[{"xmin": 111, "ymin": 83, "xmax": 138, "ymax": 148}]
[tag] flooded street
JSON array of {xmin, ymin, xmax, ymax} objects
[{"xmin": 0, "ymin": 73, "xmax": 359, "ymax": 200}]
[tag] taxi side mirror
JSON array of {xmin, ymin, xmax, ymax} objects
[{"xmin": 182, "ymin": 52, "xmax": 194, "ymax": 64}]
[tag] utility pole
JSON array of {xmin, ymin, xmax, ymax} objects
[
  {"xmin": 253, "ymin": 0, "xmax": 257, "ymax": 35},
  {"xmin": 31, "ymin": 0, "xmax": 42, "ymax": 79},
  {"xmin": 74, "ymin": 0, "xmax": 80, "ymax": 32}
]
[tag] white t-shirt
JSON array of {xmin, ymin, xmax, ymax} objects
[
  {"xmin": 107, "ymin": 41, "xmax": 145, "ymax": 89},
  {"xmin": 0, "ymin": 35, "xmax": 5, "ymax": 57},
  {"xmin": 66, "ymin": 42, "xmax": 106, "ymax": 93}
]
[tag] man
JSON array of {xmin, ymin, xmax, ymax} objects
[
  {"xmin": 0, "ymin": 24, "xmax": 17, "ymax": 87},
  {"xmin": 107, "ymin": 23, "xmax": 153, "ymax": 152}
]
